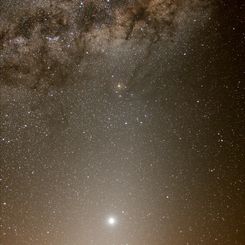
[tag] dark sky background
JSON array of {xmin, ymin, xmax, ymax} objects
[{"xmin": 0, "ymin": 0, "xmax": 244, "ymax": 244}]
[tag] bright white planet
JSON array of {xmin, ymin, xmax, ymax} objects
[{"xmin": 107, "ymin": 216, "xmax": 117, "ymax": 226}]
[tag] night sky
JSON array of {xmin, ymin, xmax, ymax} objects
[{"xmin": 0, "ymin": 0, "xmax": 244, "ymax": 244}]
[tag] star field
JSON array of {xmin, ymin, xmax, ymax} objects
[{"xmin": 0, "ymin": 0, "xmax": 244, "ymax": 245}]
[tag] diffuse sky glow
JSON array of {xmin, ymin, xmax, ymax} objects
[{"xmin": 0, "ymin": 0, "xmax": 244, "ymax": 245}]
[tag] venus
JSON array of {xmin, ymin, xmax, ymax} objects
[{"xmin": 107, "ymin": 216, "xmax": 117, "ymax": 226}]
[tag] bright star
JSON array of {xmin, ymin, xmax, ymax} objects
[
  {"xmin": 115, "ymin": 82, "xmax": 126, "ymax": 93},
  {"xmin": 107, "ymin": 216, "xmax": 117, "ymax": 226}
]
